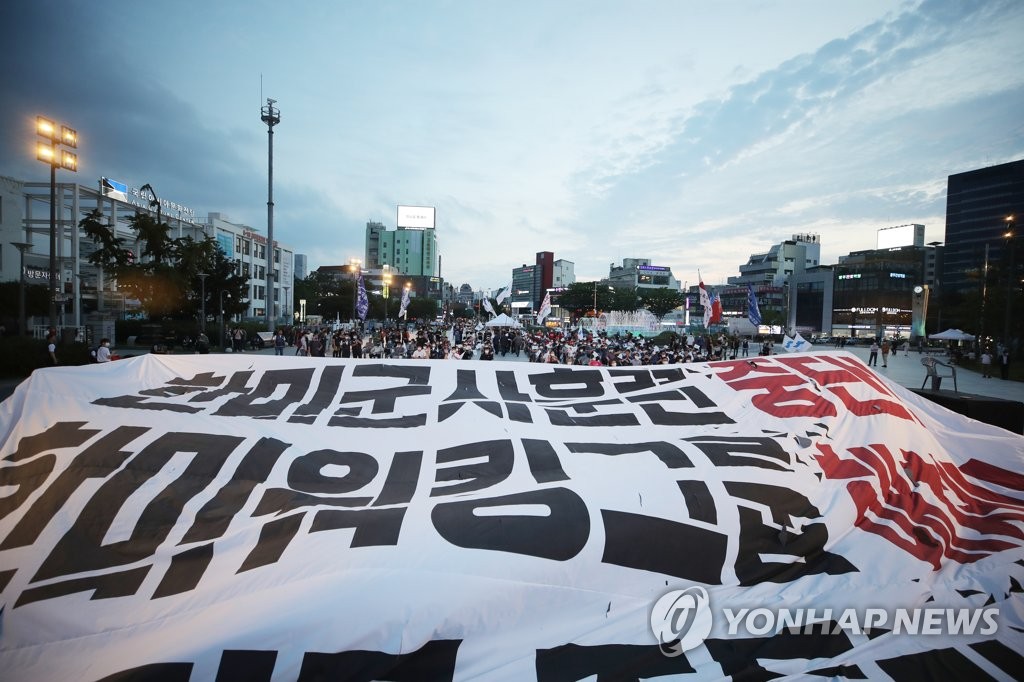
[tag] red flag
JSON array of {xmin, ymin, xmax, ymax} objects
[{"xmin": 710, "ymin": 292, "xmax": 723, "ymax": 324}]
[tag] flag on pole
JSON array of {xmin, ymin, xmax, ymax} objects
[
  {"xmin": 709, "ymin": 291, "xmax": 723, "ymax": 325},
  {"xmin": 536, "ymin": 291, "xmax": 552, "ymax": 324},
  {"xmin": 495, "ymin": 283, "xmax": 512, "ymax": 304},
  {"xmin": 782, "ymin": 332, "xmax": 812, "ymax": 352},
  {"xmin": 482, "ymin": 298, "xmax": 496, "ymax": 316},
  {"xmin": 356, "ymin": 275, "xmax": 369, "ymax": 321},
  {"xmin": 398, "ymin": 285, "xmax": 410, "ymax": 319},
  {"xmin": 747, "ymin": 284, "xmax": 762, "ymax": 326},
  {"xmin": 699, "ymin": 280, "xmax": 712, "ymax": 328}
]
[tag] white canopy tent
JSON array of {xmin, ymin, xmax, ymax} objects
[
  {"xmin": 484, "ymin": 313, "xmax": 522, "ymax": 328},
  {"xmin": 928, "ymin": 328, "xmax": 976, "ymax": 341}
]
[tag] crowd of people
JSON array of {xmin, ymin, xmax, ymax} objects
[{"xmin": 270, "ymin": 321, "xmax": 775, "ymax": 366}]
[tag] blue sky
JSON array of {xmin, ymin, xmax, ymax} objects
[{"xmin": 2, "ymin": 0, "xmax": 1022, "ymax": 291}]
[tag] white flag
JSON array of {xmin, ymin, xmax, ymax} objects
[
  {"xmin": 782, "ymin": 332, "xmax": 812, "ymax": 353},
  {"xmin": 482, "ymin": 298, "xmax": 496, "ymax": 316},
  {"xmin": 699, "ymin": 280, "xmax": 712, "ymax": 328},
  {"xmin": 495, "ymin": 283, "xmax": 512, "ymax": 304},
  {"xmin": 398, "ymin": 286, "xmax": 411, "ymax": 319},
  {"xmin": 536, "ymin": 291, "xmax": 552, "ymax": 324}
]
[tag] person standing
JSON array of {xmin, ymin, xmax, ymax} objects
[
  {"xmin": 881, "ymin": 339, "xmax": 891, "ymax": 367},
  {"xmin": 980, "ymin": 348, "xmax": 993, "ymax": 378},
  {"xmin": 46, "ymin": 331, "xmax": 58, "ymax": 365},
  {"xmin": 96, "ymin": 338, "xmax": 112, "ymax": 363},
  {"xmin": 274, "ymin": 329, "xmax": 286, "ymax": 356},
  {"xmin": 1000, "ymin": 350, "xmax": 1010, "ymax": 379},
  {"xmin": 868, "ymin": 341, "xmax": 879, "ymax": 367}
]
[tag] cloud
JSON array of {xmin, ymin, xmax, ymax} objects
[{"xmin": 1, "ymin": 0, "xmax": 1022, "ymax": 294}]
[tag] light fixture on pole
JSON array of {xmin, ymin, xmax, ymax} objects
[
  {"xmin": 261, "ymin": 98, "xmax": 280, "ymax": 334},
  {"xmin": 219, "ymin": 290, "xmax": 232, "ymax": 350},
  {"xmin": 1004, "ymin": 215, "xmax": 1016, "ymax": 345},
  {"xmin": 197, "ymin": 273, "xmax": 209, "ymax": 334},
  {"xmin": 11, "ymin": 242, "xmax": 32, "ymax": 336},
  {"xmin": 382, "ymin": 270, "xmax": 392, "ymax": 322},
  {"xmin": 36, "ymin": 116, "xmax": 77, "ymax": 332}
]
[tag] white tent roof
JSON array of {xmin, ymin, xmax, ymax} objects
[
  {"xmin": 484, "ymin": 313, "xmax": 522, "ymax": 328},
  {"xmin": 928, "ymin": 328, "xmax": 976, "ymax": 341}
]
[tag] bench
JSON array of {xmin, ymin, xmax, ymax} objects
[{"xmin": 921, "ymin": 357, "xmax": 957, "ymax": 392}]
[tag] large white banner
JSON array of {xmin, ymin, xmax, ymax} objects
[{"xmin": 1, "ymin": 352, "xmax": 1022, "ymax": 680}]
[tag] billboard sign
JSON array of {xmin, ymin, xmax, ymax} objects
[
  {"xmin": 398, "ymin": 205, "xmax": 435, "ymax": 229},
  {"xmin": 877, "ymin": 224, "xmax": 923, "ymax": 249}
]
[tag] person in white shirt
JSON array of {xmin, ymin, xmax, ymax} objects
[{"xmin": 96, "ymin": 338, "xmax": 112, "ymax": 363}]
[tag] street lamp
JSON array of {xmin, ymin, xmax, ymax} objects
[
  {"xmin": 11, "ymin": 242, "xmax": 32, "ymax": 336},
  {"xmin": 36, "ymin": 116, "xmax": 77, "ymax": 331},
  {"xmin": 299, "ymin": 298, "xmax": 307, "ymax": 324},
  {"xmin": 1004, "ymin": 215, "xmax": 1016, "ymax": 345},
  {"xmin": 219, "ymin": 290, "xmax": 232, "ymax": 350},
  {"xmin": 349, "ymin": 258, "xmax": 362, "ymax": 322},
  {"xmin": 197, "ymin": 273, "xmax": 208, "ymax": 334},
  {"xmin": 382, "ymin": 271, "xmax": 392, "ymax": 322}
]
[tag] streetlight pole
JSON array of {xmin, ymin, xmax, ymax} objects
[
  {"xmin": 980, "ymin": 242, "xmax": 990, "ymax": 345},
  {"xmin": 219, "ymin": 290, "xmax": 231, "ymax": 350},
  {"xmin": 197, "ymin": 273, "xmax": 208, "ymax": 334},
  {"xmin": 383, "ymin": 272, "xmax": 392, "ymax": 323},
  {"xmin": 261, "ymin": 98, "xmax": 280, "ymax": 334},
  {"xmin": 36, "ymin": 117, "xmax": 77, "ymax": 332},
  {"xmin": 1004, "ymin": 215, "xmax": 1016, "ymax": 346},
  {"xmin": 12, "ymin": 242, "xmax": 32, "ymax": 336}
]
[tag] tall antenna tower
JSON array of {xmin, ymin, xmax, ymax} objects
[{"xmin": 261, "ymin": 98, "xmax": 281, "ymax": 332}]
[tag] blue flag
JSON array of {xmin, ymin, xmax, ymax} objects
[
  {"xmin": 356, "ymin": 275, "xmax": 369, "ymax": 320},
  {"xmin": 747, "ymin": 284, "xmax": 762, "ymax": 326}
]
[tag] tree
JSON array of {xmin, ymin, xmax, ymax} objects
[
  {"xmin": 557, "ymin": 282, "xmax": 617, "ymax": 320},
  {"xmin": 639, "ymin": 287, "xmax": 686, "ymax": 318},
  {"xmin": 80, "ymin": 209, "xmax": 248, "ymax": 322},
  {"xmin": 611, "ymin": 286, "xmax": 640, "ymax": 312}
]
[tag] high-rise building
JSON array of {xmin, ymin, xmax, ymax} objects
[
  {"xmin": 293, "ymin": 254, "xmax": 308, "ymax": 281},
  {"xmin": 364, "ymin": 220, "xmax": 438, "ymax": 277},
  {"xmin": 511, "ymin": 264, "xmax": 536, "ymax": 315},
  {"xmin": 943, "ymin": 160, "xmax": 1023, "ymax": 297}
]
